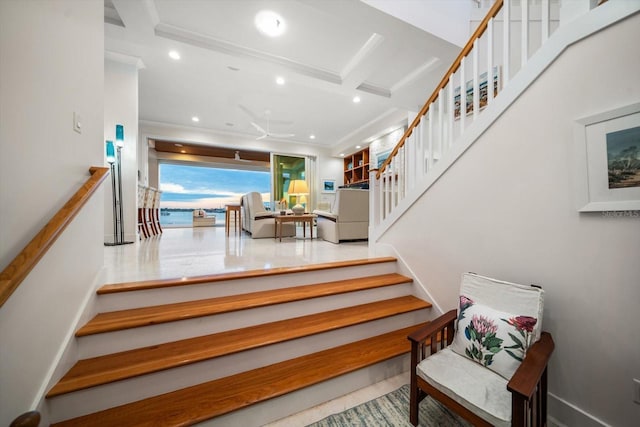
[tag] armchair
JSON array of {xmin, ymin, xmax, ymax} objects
[
  {"xmin": 240, "ymin": 192, "xmax": 295, "ymax": 239},
  {"xmin": 312, "ymin": 188, "xmax": 369, "ymax": 243},
  {"xmin": 408, "ymin": 273, "xmax": 554, "ymax": 427}
]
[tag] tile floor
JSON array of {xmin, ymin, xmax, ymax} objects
[
  {"xmin": 103, "ymin": 225, "xmax": 371, "ymax": 283},
  {"xmin": 102, "ymin": 226, "xmax": 406, "ymax": 426}
]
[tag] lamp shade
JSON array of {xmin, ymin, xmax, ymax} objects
[
  {"xmin": 105, "ymin": 140, "xmax": 116, "ymax": 164},
  {"xmin": 115, "ymin": 124, "xmax": 124, "ymax": 148},
  {"xmin": 287, "ymin": 179, "xmax": 309, "ymax": 195}
]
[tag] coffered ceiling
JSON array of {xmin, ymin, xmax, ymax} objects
[{"xmin": 105, "ymin": 0, "xmax": 462, "ymax": 150}]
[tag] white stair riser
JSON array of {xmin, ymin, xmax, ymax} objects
[
  {"xmin": 196, "ymin": 356, "xmax": 410, "ymax": 427},
  {"xmin": 97, "ymin": 262, "xmax": 398, "ymax": 311},
  {"xmin": 48, "ymin": 311, "xmax": 427, "ymax": 422},
  {"xmin": 78, "ymin": 282, "xmax": 414, "ymax": 358}
]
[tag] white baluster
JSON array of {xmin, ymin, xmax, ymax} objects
[
  {"xmin": 418, "ymin": 119, "xmax": 426, "ymax": 178},
  {"xmin": 437, "ymin": 90, "xmax": 444, "ymax": 162},
  {"xmin": 521, "ymin": 0, "xmax": 529, "ymax": 67},
  {"xmin": 399, "ymin": 146, "xmax": 405, "ymax": 201},
  {"xmin": 427, "ymin": 109, "xmax": 434, "ymax": 171},
  {"xmin": 472, "ymin": 39, "xmax": 479, "ymax": 121},
  {"xmin": 487, "ymin": 17, "xmax": 495, "ymax": 102},
  {"xmin": 503, "ymin": 0, "xmax": 510, "ymax": 85},
  {"xmin": 541, "ymin": 0, "xmax": 550, "ymax": 43},
  {"xmin": 389, "ymin": 159, "xmax": 396, "ymax": 213},
  {"xmin": 460, "ymin": 57, "xmax": 466, "ymax": 132},
  {"xmin": 370, "ymin": 169, "xmax": 380, "ymax": 228},
  {"xmin": 447, "ymin": 75, "xmax": 454, "ymax": 149}
]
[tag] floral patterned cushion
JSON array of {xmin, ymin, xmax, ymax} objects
[{"xmin": 450, "ymin": 295, "xmax": 538, "ymax": 380}]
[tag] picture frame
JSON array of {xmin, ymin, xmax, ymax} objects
[
  {"xmin": 322, "ymin": 179, "xmax": 336, "ymax": 193},
  {"xmin": 574, "ymin": 102, "xmax": 640, "ymax": 212},
  {"xmin": 376, "ymin": 149, "xmax": 392, "ymax": 169}
]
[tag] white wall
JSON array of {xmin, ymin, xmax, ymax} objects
[
  {"xmin": 104, "ymin": 59, "xmax": 139, "ymax": 243},
  {"xmin": 378, "ymin": 11, "xmax": 640, "ymax": 427},
  {"xmin": 0, "ymin": 0, "xmax": 104, "ymax": 424}
]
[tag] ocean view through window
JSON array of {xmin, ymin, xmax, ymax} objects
[{"xmin": 159, "ymin": 163, "xmax": 271, "ymax": 227}]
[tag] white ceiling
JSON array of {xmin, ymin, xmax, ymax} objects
[{"xmin": 105, "ymin": 0, "xmax": 463, "ymax": 151}]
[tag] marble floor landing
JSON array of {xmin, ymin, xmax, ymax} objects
[{"xmin": 103, "ymin": 226, "xmax": 371, "ymax": 284}]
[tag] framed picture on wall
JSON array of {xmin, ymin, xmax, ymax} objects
[
  {"xmin": 322, "ymin": 179, "xmax": 336, "ymax": 193},
  {"xmin": 574, "ymin": 102, "xmax": 640, "ymax": 212}
]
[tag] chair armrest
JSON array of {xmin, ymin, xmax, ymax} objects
[
  {"xmin": 312, "ymin": 210, "xmax": 337, "ymax": 220},
  {"xmin": 254, "ymin": 211, "xmax": 274, "ymax": 219},
  {"xmin": 408, "ymin": 309, "xmax": 457, "ymax": 344},
  {"xmin": 507, "ymin": 331, "xmax": 554, "ymax": 399}
]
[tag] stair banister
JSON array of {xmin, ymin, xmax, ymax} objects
[
  {"xmin": 0, "ymin": 166, "xmax": 109, "ymax": 308},
  {"xmin": 370, "ymin": 0, "xmax": 575, "ymax": 233},
  {"xmin": 375, "ymin": 0, "xmax": 505, "ymax": 181}
]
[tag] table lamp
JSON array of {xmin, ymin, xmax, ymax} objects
[{"xmin": 287, "ymin": 179, "xmax": 309, "ymax": 215}]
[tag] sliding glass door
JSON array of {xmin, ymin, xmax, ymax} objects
[{"xmin": 271, "ymin": 154, "xmax": 315, "ymax": 212}]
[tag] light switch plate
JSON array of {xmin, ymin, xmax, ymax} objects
[{"xmin": 73, "ymin": 112, "xmax": 82, "ymax": 134}]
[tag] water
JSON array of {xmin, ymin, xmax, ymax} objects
[{"xmin": 160, "ymin": 210, "xmax": 227, "ymax": 228}]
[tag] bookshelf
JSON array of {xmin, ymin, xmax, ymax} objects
[{"xmin": 343, "ymin": 148, "xmax": 369, "ymax": 186}]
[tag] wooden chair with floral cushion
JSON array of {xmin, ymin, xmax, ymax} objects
[{"xmin": 408, "ymin": 273, "xmax": 554, "ymax": 427}]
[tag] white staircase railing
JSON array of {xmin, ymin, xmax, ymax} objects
[{"xmin": 370, "ymin": 0, "xmax": 568, "ymax": 234}]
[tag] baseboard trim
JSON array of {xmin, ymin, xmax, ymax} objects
[{"xmin": 548, "ymin": 393, "xmax": 613, "ymax": 427}]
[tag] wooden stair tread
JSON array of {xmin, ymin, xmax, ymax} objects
[
  {"xmin": 51, "ymin": 323, "xmax": 429, "ymax": 427},
  {"xmin": 48, "ymin": 296, "xmax": 430, "ymax": 397},
  {"xmin": 77, "ymin": 273, "xmax": 412, "ymax": 336},
  {"xmin": 97, "ymin": 257, "xmax": 397, "ymax": 294}
]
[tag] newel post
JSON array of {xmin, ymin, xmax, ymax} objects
[{"xmin": 369, "ymin": 169, "xmax": 380, "ymax": 236}]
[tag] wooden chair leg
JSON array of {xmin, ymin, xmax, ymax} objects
[
  {"xmin": 540, "ymin": 367, "xmax": 548, "ymax": 426},
  {"xmin": 410, "ymin": 342, "xmax": 420, "ymax": 426}
]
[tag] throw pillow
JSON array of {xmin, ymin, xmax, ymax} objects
[{"xmin": 450, "ymin": 295, "xmax": 538, "ymax": 379}]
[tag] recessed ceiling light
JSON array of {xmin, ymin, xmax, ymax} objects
[
  {"xmin": 180, "ymin": 150, "xmax": 186, "ymax": 153},
  {"xmin": 353, "ymin": 96, "xmax": 361, "ymax": 103},
  {"xmin": 276, "ymin": 76, "xmax": 285, "ymax": 85},
  {"xmin": 340, "ymin": 153, "xmax": 345, "ymax": 157},
  {"xmin": 169, "ymin": 50, "xmax": 180, "ymax": 60},
  {"xmin": 356, "ymin": 145, "xmax": 361, "ymax": 149},
  {"xmin": 255, "ymin": 10, "xmax": 286, "ymax": 37},
  {"xmin": 191, "ymin": 116, "xmax": 200, "ymax": 122},
  {"xmin": 309, "ymin": 134, "xmax": 316, "ymax": 140},
  {"xmin": 174, "ymin": 143, "xmax": 183, "ymax": 147}
]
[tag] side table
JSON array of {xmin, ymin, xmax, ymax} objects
[
  {"xmin": 274, "ymin": 214, "xmax": 316, "ymax": 242},
  {"xmin": 225, "ymin": 204, "xmax": 241, "ymax": 236}
]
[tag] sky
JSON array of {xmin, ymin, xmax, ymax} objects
[{"xmin": 159, "ymin": 163, "xmax": 271, "ymax": 209}]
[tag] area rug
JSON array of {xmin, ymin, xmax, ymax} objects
[{"xmin": 306, "ymin": 384, "xmax": 471, "ymax": 427}]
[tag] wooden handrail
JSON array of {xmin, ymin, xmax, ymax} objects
[
  {"xmin": 0, "ymin": 166, "xmax": 109, "ymax": 308},
  {"xmin": 377, "ymin": 0, "xmax": 504, "ymax": 178}
]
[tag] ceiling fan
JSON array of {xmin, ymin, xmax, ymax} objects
[{"xmin": 250, "ymin": 110, "xmax": 295, "ymax": 140}]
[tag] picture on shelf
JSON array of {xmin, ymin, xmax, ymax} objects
[
  {"xmin": 322, "ymin": 179, "xmax": 336, "ymax": 193},
  {"xmin": 606, "ymin": 125, "xmax": 640, "ymax": 189},
  {"xmin": 454, "ymin": 67, "xmax": 500, "ymax": 119}
]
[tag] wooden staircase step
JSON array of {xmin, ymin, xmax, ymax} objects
[
  {"xmin": 48, "ymin": 296, "xmax": 430, "ymax": 397},
  {"xmin": 97, "ymin": 257, "xmax": 397, "ymax": 294},
  {"xmin": 77, "ymin": 273, "xmax": 412, "ymax": 336},
  {"xmin": 51, "ymin": 323, "xmax": 429, "ymax": 427}
]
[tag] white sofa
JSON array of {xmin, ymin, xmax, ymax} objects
[
  {"xmin": 312, "ymin": 188, "xmax": 369, "ymax": 243},
  {"xmin": 241, "ymin": 192, "xmax": 295, "ymax": 239},
  {"xmin": 192, "ymin": 209, "xmax": 216, "ymax": 227}
]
